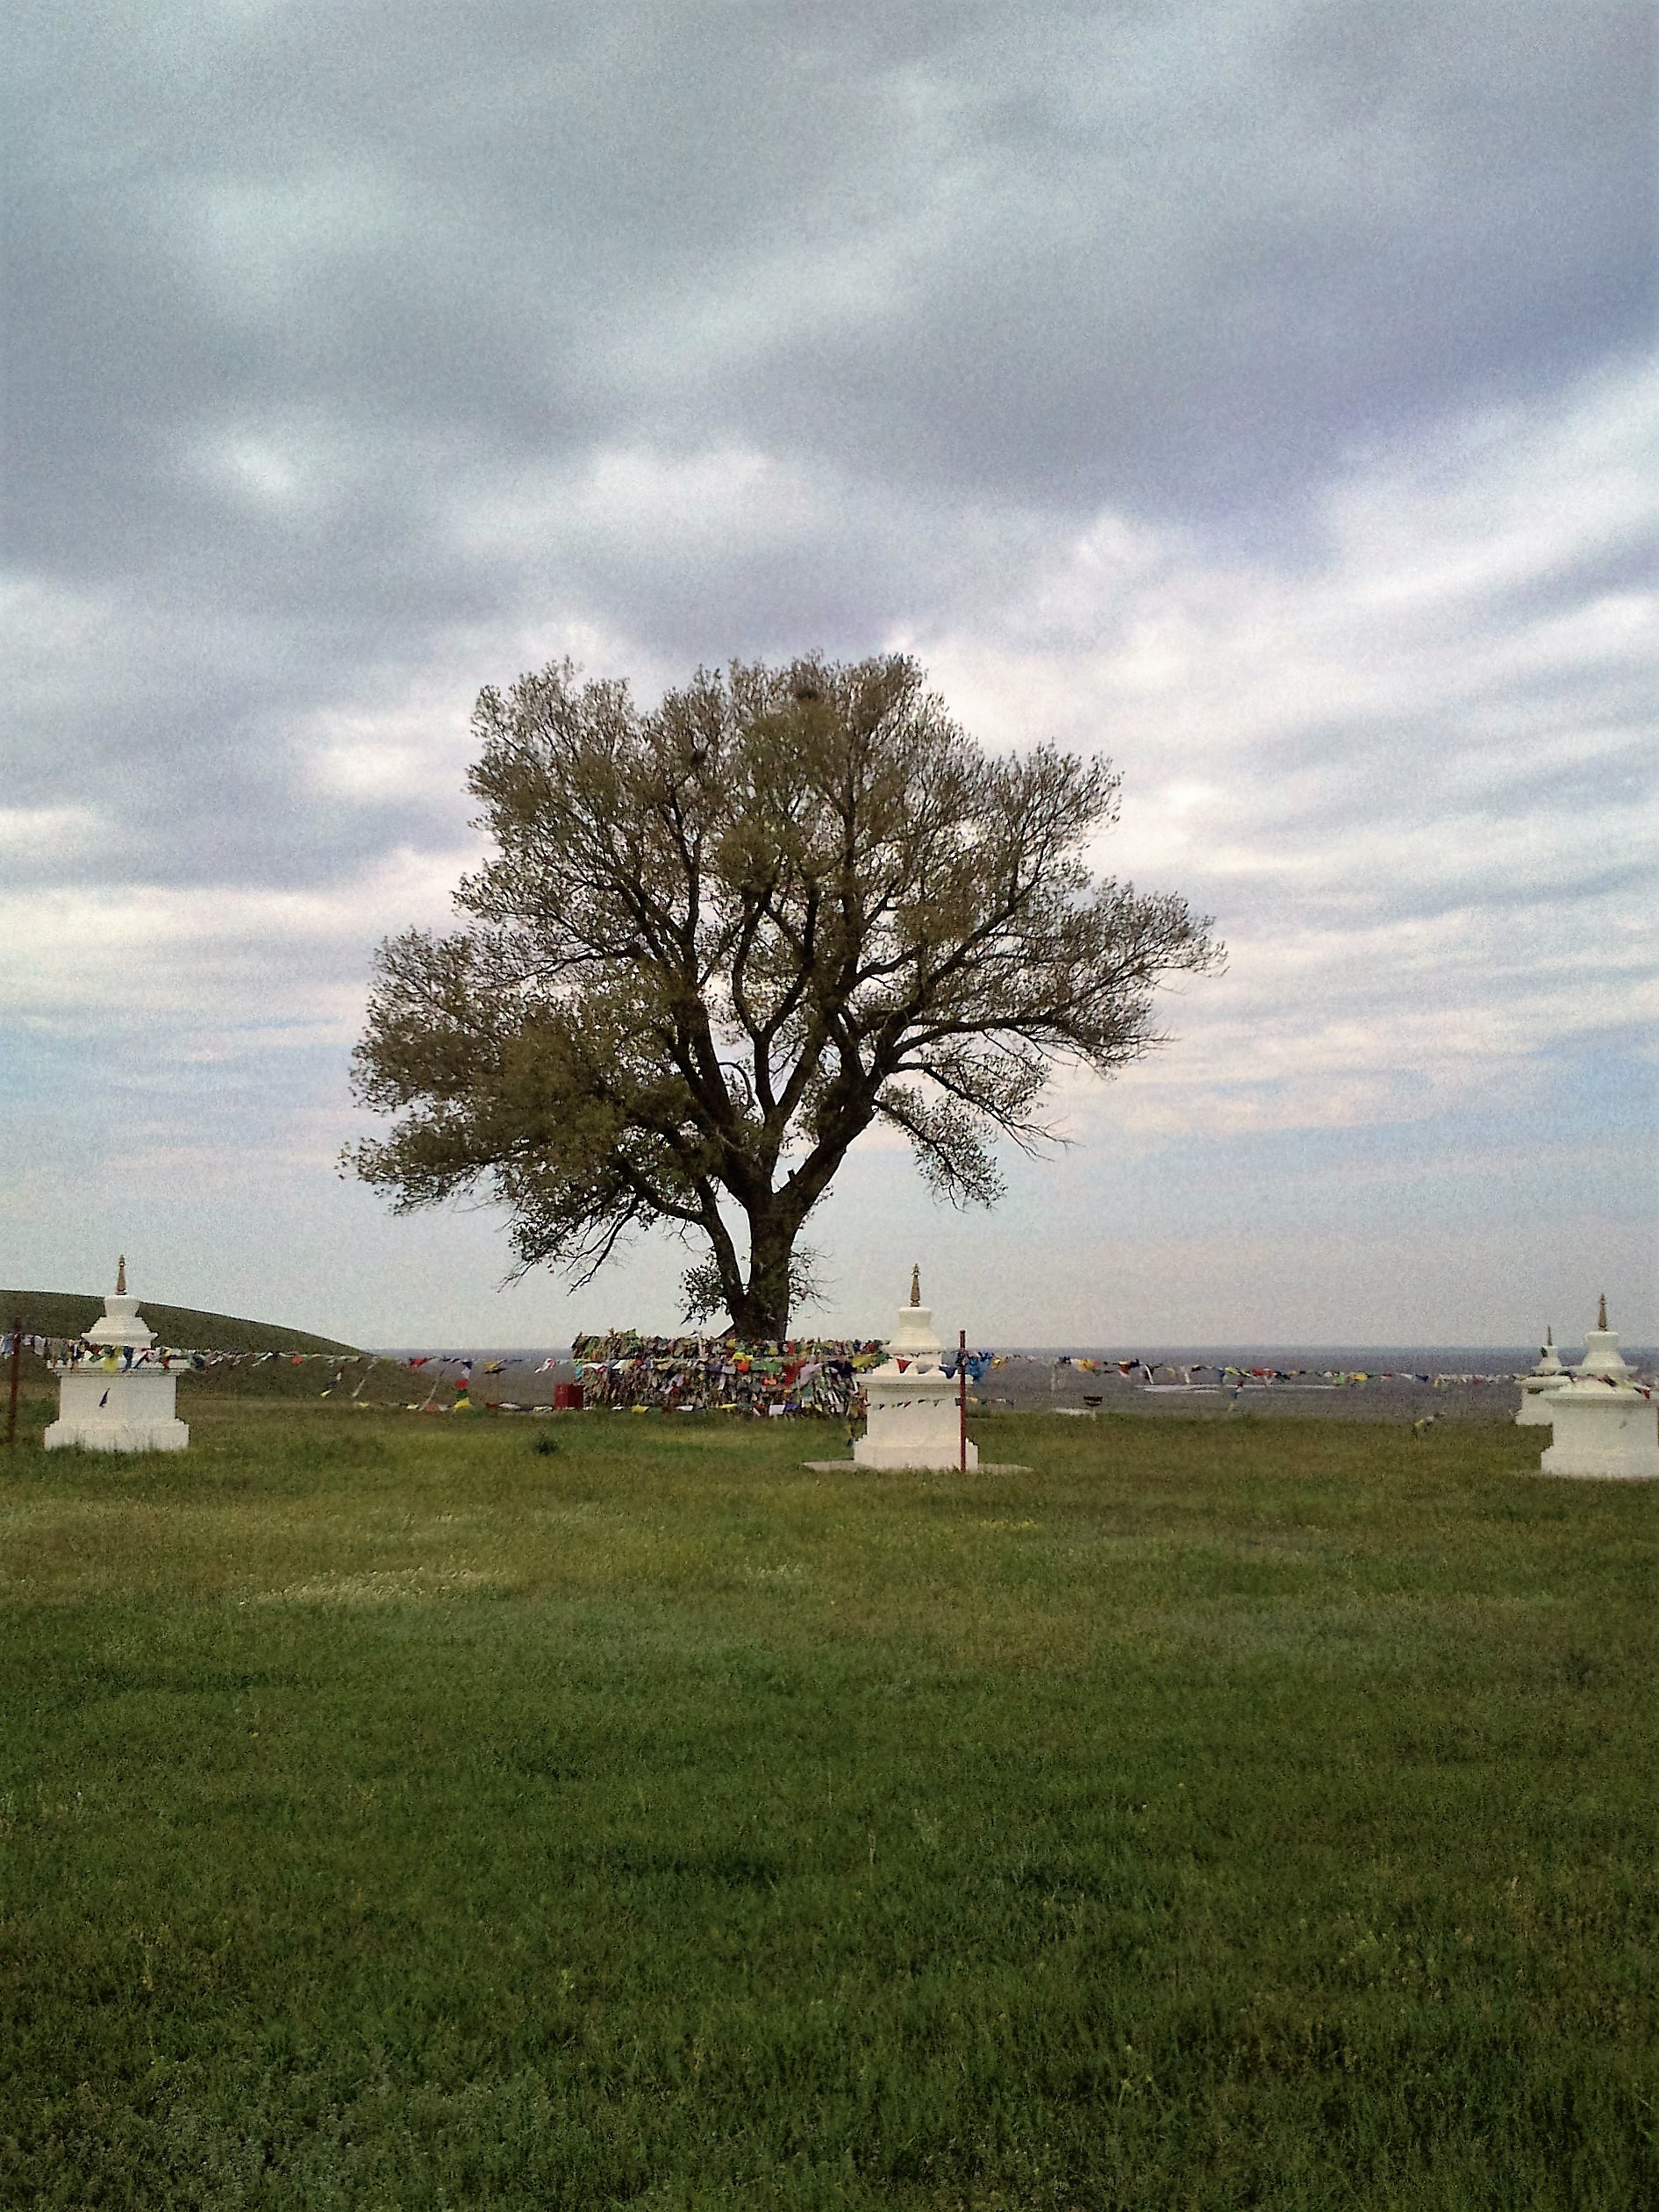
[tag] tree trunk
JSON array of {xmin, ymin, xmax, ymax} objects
[{"xmin": 730, "ymin": 1206, "xmax": 797, "ymax": 1342}]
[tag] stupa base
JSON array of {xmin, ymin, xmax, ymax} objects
[
  {"xmin": 45, "ymin": 1417, "xmax": 189, "ymax": 1454},
  {"xmin": 854, "ymin": 1435, "xmax": 979, "ymax": 1471},
  {"xmin": 1537, "ymin": 1404, "xmax": 1658, "ymax": 1481},
  {"xmin": 805, "ymin": 1458, "xmax": 1028, "ymax": 1474},
  {"xmin": 47, "ymin": 1363, "xmax": 188, "ymax": 1455}
]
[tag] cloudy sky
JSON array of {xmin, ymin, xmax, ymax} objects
[{"xmin": 5, "ymin": 0, "xmax": 1655, "ymax": 1349}]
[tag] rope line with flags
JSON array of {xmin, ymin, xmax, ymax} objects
[{"xmin": 5, "ymin": 1331, "xmax": 1651, "ymax": 1414}]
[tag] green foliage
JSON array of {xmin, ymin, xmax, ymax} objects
[
  {"xmin": 347, "ymin": 655, "xmax": 1220, "ymax": 1335},
  {"xmin": 1, "ymin": 1410, "xmax": 1652, "ymax": 2207}
]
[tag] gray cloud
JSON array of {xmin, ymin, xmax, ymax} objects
[
  {"xmin": 4, "ymin": 0, "xmax": 1655, "ymax": 1337},
  {"xmin": 12, "ymin": 2, "xmax": 1648, "ymax": 565}
]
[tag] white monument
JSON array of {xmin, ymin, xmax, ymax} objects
[
  {"xmin": 854, "ymin": 1267, "xmax": 978, "ymax": 1471},
  {"xmin": 1515, "ymin": 1328, "xmax": 1566, "ymax": 1427},
  {"xmin": 1537, "ymin": 1297, "xmax": 1657, "ymax": 1481},
  {"xmin": 44, "ymin": 1258, "xmax": 189, "ymax": 1454}
]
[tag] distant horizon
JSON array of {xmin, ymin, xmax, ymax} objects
[
  {"xmin": 366, "ymin": 1339, "xmax": 1658, "ymax": 1362},
  {"xmin": 14, "ymin": 1281, "xmax": 1653, "ymax": 1368}
]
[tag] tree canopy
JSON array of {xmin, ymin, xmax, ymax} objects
[{"xmin": 347, "ymin": 654, "xmax": 1221, "ymax": 1338}]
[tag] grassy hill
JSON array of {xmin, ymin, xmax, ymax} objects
[{"xmin": 0, "ymin": 1290, "xmax": 357, "ymax": 1357}]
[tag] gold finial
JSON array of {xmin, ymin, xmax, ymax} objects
[
  {"xmin": 1598, "ymin": 1292, "xmax": 1607, "ymax": 1331},
  {"xmin": 116, "ymin": 1254, "xmax": 126, "ymax": 1295},
  {"xmin": 909, "ymin": 1264, "xmax": 921, "ymax": 1307}
]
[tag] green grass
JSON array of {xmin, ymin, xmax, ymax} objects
[
  {"xmin": 1, "ymin": 1291, "xmax": 357, "ymax": 1356},
  {"xmin": 2, "ymin": 1407, "xmax": 1654, "ymax": 2208}
]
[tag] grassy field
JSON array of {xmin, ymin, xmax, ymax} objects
[{"xmin": 1, "ymin": 1403, "xmax": 1653, "ymax": 2209}]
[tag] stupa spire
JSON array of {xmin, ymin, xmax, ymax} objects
[
  {"xmin": 116, "ymin": 1254, "xmax": 126, "ymax": 1295},
  {"xmin": 1598, "ymin": 1292, "xmax": 1607, "ymax": 1330},
  {"xmin": 910, "ymin": 1264, "xmax": 921, "ymax": 1307}
]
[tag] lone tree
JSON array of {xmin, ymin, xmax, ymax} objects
[{"xmin": 347, "ymin": 655, "xmax": 1220, "ymax": 1339}]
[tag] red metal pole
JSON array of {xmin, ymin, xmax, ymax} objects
[
  {"xmin": 6, "ymin": 1315, "xmax": 22, "ymax": 1449},
  {"xmin": 958, "ymin": 1327, "xmax": 967, "ymax": 1472}
]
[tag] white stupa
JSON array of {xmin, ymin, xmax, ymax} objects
[
  {"xmin": 1537, "ymin": 1297, "xmax": 1657, "ymax": 1481},
  {"xmin": 1514, "ymin": 1328, "xmax": 1566, "ymax": 1427},
  {"xmin": 854, "ymin": 1267, "xmax": 978, "ymax": 1471},
  {"xmin": 44, "ymin": 1258, "xmax": 189, "ymax": 1454}
]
